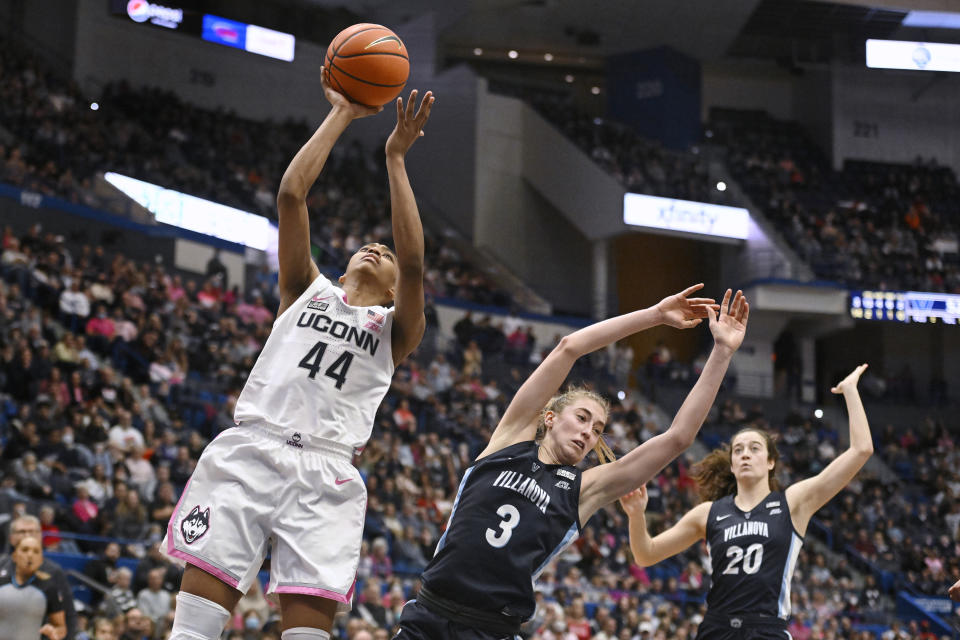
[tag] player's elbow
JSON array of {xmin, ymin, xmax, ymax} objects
[
  {"xmin": 277, "ymin": 183, "xmax": 305, "ymax": 207},
  {"xmin": 630, "ymin": 546, "xmax": 654, "ymax": 567},
  {"xmin": 553, "ymin": 335, "xmax": 581, "ymax": 359},
  {"xmin": 663, "ymin": 425, "xmax": 697, "ymax": 452},
  {"xmin": 852, "ymin": 442, "xmax": 874, "ymax": 458}
]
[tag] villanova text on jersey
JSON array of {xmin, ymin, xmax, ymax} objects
[
  {"xmin": 421, "ymin": 442, "xmax": 582, "ymax": 621},
  {"xmin": 705, "ymin": 491, "xmax": 803, "ymax": 620},
  {"xmin": 491, "ymin": 470, "xmax": 551, "ymax": 513},
  {"xmin": 722, "ymin": 519, "xmax": 770, "ymax": 542},
  {"xmin": 295, "ymin": 311, "xmax": 381, "ymax": 356}
]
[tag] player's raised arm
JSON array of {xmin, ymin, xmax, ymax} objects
[
  {"xmin": 620, "ymin": 487, "xmax": 711, "ymax": 567},
  {"xmin": 478, "ymin": 284, "xmax": 718, "ymax": 459},
  {"xmin": 578, "ymin": 290, "xmax": 748, "ymax": 519},
  {"xmin": 785, "ymin": 364, "xmax": 873, "ymax": 533},
  {"xmin": 275, "ymin": 70, "xmax": 382, "ymax": 316},
  {"xmin": 386, "ymin": 89, "xmax": 434, "ymax": 366}
]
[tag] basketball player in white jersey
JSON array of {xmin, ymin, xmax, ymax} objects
[{"xmin": 163, "ymin": 74, "xmax": 435, "ymax": 640}]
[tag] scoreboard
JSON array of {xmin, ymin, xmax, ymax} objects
[
  {"xmin": 109, "ymin": 0, "xmax": 296, "ymax": 61},
  {"xmin": 850, "ymin": 290, "xmax": 960, "ymax": 325}
]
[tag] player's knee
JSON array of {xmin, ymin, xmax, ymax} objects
[
  {"xmin": 281, "ymin": 628, "xmax": 331, "ymax": 640},
  {"xmin": 168, "ymin": 592, "xmax": 231, "ymax": 640}
]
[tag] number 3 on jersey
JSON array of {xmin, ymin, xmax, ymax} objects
[
  {"xmin": 298, "ymin": 341, "xmax": 353, "ymax": 390},
  {"xmin": 486, "ymin": 504, "xmax": 520, "ymax": 548}
]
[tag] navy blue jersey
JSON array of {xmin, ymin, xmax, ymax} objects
[
  {"xmin": 420, "ymin": 441, "xmax": 582, "ymax": 621},
  {"xmin": 705, "ymin": 491, "xmax": 804, "ymax": 619}
]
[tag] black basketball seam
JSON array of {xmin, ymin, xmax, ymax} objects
[
  {"xmin": 335, "ymin": 52, "xmax": 409, "ymax": 60},
  {"xmin": 326, "ymin": 67, "xmax": 361, "ymax": 105},
  {"xmin": 328, "ymin": 59, "xmax": 407, "ymax": 87},
  {"xmin": 330, "ymin": 25, "xmax": 386, "ymax": 60}
]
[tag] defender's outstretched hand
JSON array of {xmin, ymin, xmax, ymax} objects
[
  {"xmin": 386, "ymin": 89, "xmax": 435, "ymax": 157},
  {"xmin": 619, "ymin": 486, "xmax": 649, "ymax": 517},
  {"xmin": 321, "ymin": 66, "xmax": 383, "ymax": 119},
  {"xmin": 656, "ymin": 283, "xmax": 720, "ymax": 330},
  {"xmin": 831, "ymin": 364, "xmax": 868, "ymax": 395},
  {"xmin": 707, "ymin": 289, "xmax": 749, "ymax": 353}
]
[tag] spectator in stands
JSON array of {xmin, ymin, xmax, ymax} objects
[
  {"xmin": 204, "ymin": 251, "xmax": 228, "ymax": 288},
  {"xmin": 353, "ymin": 578, "xmax": 390, "ymax": 629},
  {"xmin": 135, "ymin": 567, "xmax": 172, "ymax": 626},
  {"xmin": 90, "ymin": 618, "xmax": 117, "ymax": 640},
  {"xmin": 102, "ymin": 566, "xmax": 136, "ymax": 617},
  {"xmin": 59, "ymin": 280, "xmax": 90, "ymax": 333},
  {"xmin": 83, "ymin": 542, "xmax": 121, "ymax": 608},
  {"xmin": 119, "ymin": 607, "xmax": 154, "ymax": 640}
]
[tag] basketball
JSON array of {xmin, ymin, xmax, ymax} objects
[{"xmin": 324, "ymin": 23, "xmax": 410, "ymax": 107}]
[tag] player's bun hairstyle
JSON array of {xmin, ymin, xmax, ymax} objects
[
  {"xmin": 692, "ymin": 427, "xmax": 781, "ymax": 502},
  {"xmin": 535, "ymin": 387, "xmax": 616, "ymax": 464}
]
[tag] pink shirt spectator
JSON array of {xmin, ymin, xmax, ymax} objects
[
  {"xmin": 787, "ymin": 620, "xmax": 812, "ymax": 640},
  {"xmin": 73, "ymin": 497, "xmax": 99, "ymax": 523},
  {"xmin": 86, "ymin": 316, "xmax": 115, "ymax": 338},
  {"xmin": 235, "ymin": 301, "xmax": 274, "ymax": 326},
  {"xmin": 115, "ymin": 319, "xmax": 138, "ymax": 342}
]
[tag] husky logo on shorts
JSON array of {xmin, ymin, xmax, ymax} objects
[
  {"xmin": 180, "ymin": 505, "xmax": 210, "ymax": 544},
  {"xmin": 286, "ymin": 432, "xmax": 304, "ymax": 448}
]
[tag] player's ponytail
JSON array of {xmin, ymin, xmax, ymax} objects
[
  {"xmin": 691, "ymin": 445, "xmax": 737, "ymax": 502},
  {"xmin": 535, "ymin": 387, "xmax": 615, "ymax": 464},
  {"xmin": 692, "ymin": 427, "xmax": 781, "ymax": 502}
]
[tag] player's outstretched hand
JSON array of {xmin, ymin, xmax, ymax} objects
[
  {"xmin": 830, "ymin": 364, "xmax": 868, "ymax": 395},
  {"xmin": 707, "ymin": 289, "xmax": 749, "ymax": 353},
  {"xmin": 619, "ymin": 486, "xmax": 649, "ymax": 517},
  {"xmin": 321, "ymin": 67, "xmax": 383, "ymax": 119},
  {"xmin": 386, "ymin": 89, "xmax": 435, "ymax": 158},
  {"xmin": 949, "ymin": 578, "xmax": 960, "ymax": 602},
  {"xmin": 656, "ymin": 283, "xmax": 719, "ymax": 330}
]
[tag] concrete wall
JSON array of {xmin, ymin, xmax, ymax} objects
[
  {"xmin": 702, "ymin": 60, "xmax": 796, "ymax": 122},
  {"xmin": 473, "ymin": 91, "xmax": 593, "ymax": 316},
  {"xmin": 830, "ymin": 63, "xmax": 960, "ymax": 173}
]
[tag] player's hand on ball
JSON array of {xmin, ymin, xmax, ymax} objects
[
  {"xmin": 949, "ymin": 578, "xmax": 960, "ymax": 602},
  {"xmin": 830, "ymin": 364, "xmax": 868, "ymax": 395},
  {"xmin": 321, "ymin": 67, "xmax": 382, "ymax": 119},
  {"xmin": 386, "ymin": 89, "xmax": 435, "ymax": 158},
  {"xmin": 619, "ymin": 486, "xmax": 649, "ymax": 517}
]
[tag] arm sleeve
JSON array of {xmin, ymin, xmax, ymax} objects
[
  {"xmin": 52, "ymin": 569, "xmax": 77, "ymax": 639},
  {"xmin": 44, "ymin": 579, "xmax": 65, "ymax": 615}
]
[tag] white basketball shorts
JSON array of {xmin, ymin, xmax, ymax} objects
[{"xmin": 161, "ymin": 424, "xmax": 366, "ymax": 606}]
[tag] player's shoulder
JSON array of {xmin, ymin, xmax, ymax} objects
[
  {"xmin": 704, "ymin": 496, "xmax": 732, "ymax": 521},
  {"xmin": 475, "ymin": 440, "xmax": 537, "ymax": 464}
]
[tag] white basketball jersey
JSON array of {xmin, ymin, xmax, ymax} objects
[{"xmin": 234, "ymin": 273, "xmax": 395, "ymax": 449}]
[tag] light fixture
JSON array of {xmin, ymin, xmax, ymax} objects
[
  {"xmin": 508, "ymin": 50, "xmax": 518, "ymax": 59},
  {"xmin": 544, "ymin": 52, "xmax": 554, "ymax": 61},
  {"xmin": 473, "ymin": 47, "xmax": 483, "ymax": 56}
]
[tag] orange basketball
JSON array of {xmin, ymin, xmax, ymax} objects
[{"xmin": 324, "ymin": 24, "xmax": 410, "ymax": 107}]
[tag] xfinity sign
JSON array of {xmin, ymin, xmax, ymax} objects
[
  {"xmin": 623, "ymin": 193, "xmax": 749, "ymax": 241},
  {"xmin": 126, "ymin": 0, "xmax": 183, "ymax": 29}
]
